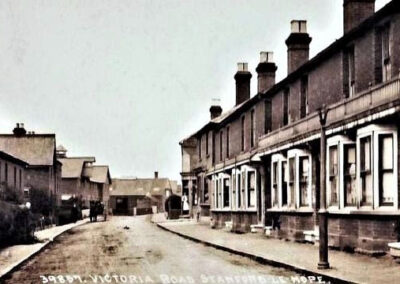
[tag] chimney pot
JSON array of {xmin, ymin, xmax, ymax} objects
[
  {"xmin": 210, "ymin": 105, "xmax": 223, "ymax": 119},
  {"xmin": 260, "ymin": 51, "xmax": 274, "ymax": 63},
  {"xmin": 154, "ymin": 171, "xmax": 158, "ymax": 179},
  {"xmin": 291, "ymin": 20, "xmax": 307, "ymax": 33},
  {"xmin": 237, "ymin": 62, "xmax": 248, "ymax": 72}
]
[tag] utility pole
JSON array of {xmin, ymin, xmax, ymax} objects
[{"xmin": 318, "ymin": 104, "xmax": 330, "ymax": 270}]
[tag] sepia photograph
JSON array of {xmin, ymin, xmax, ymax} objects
[{"xmin": 0, "ymin": 0, "xmax": 399, "ymax": 283}]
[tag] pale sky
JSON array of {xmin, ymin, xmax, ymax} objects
[{"xmin": 0, "ymin": 0, "xmax": 391, "ymax": 182}]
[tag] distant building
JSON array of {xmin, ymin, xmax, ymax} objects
[
  {"xmin": 0, "ymin": 123, "xmax": 61, "ymax": 205},
  {"xmin": 56, "ymin": 146, "xmax": 111, "ymax": 207},
  {"xmin": 90, "ymin": 165, "xmax": 112, "ymax": 205},
  {"xmin": 110, "ymin": 172, "xmax": 179, "ymax": 215},
  {"xmin": 0, "ymin": 151, "xmax": 28, "ymax": 201}
]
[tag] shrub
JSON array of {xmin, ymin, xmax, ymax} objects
[
  {"xmin": 0, "ymin": 200, "xmax": 36, "ymax": 247},
  {"xmin": 29, "ymin": 188, "xmax": 54, "ymax": 216}
]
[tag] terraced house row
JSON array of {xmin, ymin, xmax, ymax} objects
[{"xmin": 180, "ymin": 0, "xmax": 400, "ymax": 255}]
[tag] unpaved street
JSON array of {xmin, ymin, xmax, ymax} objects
[{"xmin": 4, "ymin": 216, "xmax": 300, "ymax": 284}]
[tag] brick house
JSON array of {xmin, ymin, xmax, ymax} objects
[
  {"xmin": 0, "ymin": 151, "xmax": 28, "ymax": 202},
  {"xmin": 0, "ymin": 124, "xmax": 61, "ymax": 206},
  {"xmin": 181, "ymin": 0, "xmax": 400, "ymax": 254},
  {"xmin": 90, "ymin": 165, "xmax": 112, "ymax": 205},
  {"xmin": 57, "ymin": 146, "xmax": 111, "ymax": 207}
]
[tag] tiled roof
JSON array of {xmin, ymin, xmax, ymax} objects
[
  {"xmin": 0, "ymin": 151, "xmax": 28, "ymax": 166},
  {"xmin": 0, "ymin": 135, "xmax": 56, "ymax": 166},
  {"xmin": 58, "ymin": 157, "xmax": 95, "ymax": 178},
  {"xmin": 111, "ymin": 178, "xmax": 178, "ymax": 196},
  {"xmin": 90, "ymin": 165, "xmax": 111, "ymax": 184}
]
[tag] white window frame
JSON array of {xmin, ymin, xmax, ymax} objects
[
  {"xmin": 231, "ymin": 169, "xmax": 236, "ymax": 211},
  {"xmin": 357, "ymin": 124, "xmax": 398, "ymax": 210},
  {"xmin": 221, "ymin": 172, "xmax": 231, "ymax": 209},
  {"xmin": 240, "ymin": 165, "xmax": 257, "ymax": 211},
  {"xmin": 287, "ymin": 149, "xmax": 312, "ymax": 209},
  {"xmin": 327, "ymin": 135, "xmax": 356, "ymax": 211},
  {"xmin": 271, "ymin": 153, "xmax": 286, "ymax": 208}
]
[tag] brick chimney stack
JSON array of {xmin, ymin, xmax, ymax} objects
[
  {"xmin": 13, "ymin": 123, "xmax": 27, "ymax": 137},
  {"xmin": 343, "ymin": 0, "xmax": 375, "ymax": 34},
  {"xmin": 154, "ymin": 171, "xmax": 158, "ymax": 179},
  {"xmin": 210, "ymin": 105, "xmax": 223, "ymax": 119},
  {"xmin": 234, "ymin": 63, "xmax": 252, "ymax": 106},
  {"xmin": 256, "ymin": 52, "xmax": 277, "ymax": 93},
  {"xmin": 285, "ymin": 20, "xmax": 312, "ymax": 74}
]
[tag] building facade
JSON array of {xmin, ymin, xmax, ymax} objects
[
  {"xmin": 181, "ymin": 0, "xmax": 400, "ymax": 253},
  {"xmin": 0, "ymin": 124, "xmax": 61, "ymax": 207},
  {"xmin": 110, "ymin": 173, "xmax": 179, "ymax": 215}
]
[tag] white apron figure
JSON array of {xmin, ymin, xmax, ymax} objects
[{"xmin": 182, "ymin": 194, "xmax": 189, "ymax": 213}]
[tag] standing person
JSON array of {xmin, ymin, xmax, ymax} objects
[{"xmin": 182, "ymin": 194, "xmax": 189, "ymax": 215}]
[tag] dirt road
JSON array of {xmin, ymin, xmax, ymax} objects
[{"xmin": 4, "ymin": 216, "xmax": 301, "ymax": 284}]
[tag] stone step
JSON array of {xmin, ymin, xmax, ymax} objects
[
  {"xmin": 250, "ymin": 224, "xmax": 264, "ymax": 233},
  {"xmin": 388, "ymin": 242, "xmax": 400, "ymax": 260},
  {"xmin": 303, "ymin": 230, "xmax": 319, "ymax": 243}
]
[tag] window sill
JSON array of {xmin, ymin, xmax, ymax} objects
[
  {"xmin": 267, "ymin": 207, "xmax": 314, "ymax": 214},
  {"xmin": 211, "ymin": 208, "xmax": 257, "ymax": 213},
  {"xmin": 328, "ymin": 208, "xmax": 400, "ymax": 216}
]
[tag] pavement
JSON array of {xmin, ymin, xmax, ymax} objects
[
  {"xmin": 155, "ymin": 217, "xmax": 400, "ymax": 284},
  {"xmin": 0, "ymin": 218, "xmax": 89, "ymax": 280}
]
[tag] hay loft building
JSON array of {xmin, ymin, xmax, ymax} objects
[
  {"xmin": 110, "ymin": 172, "xmax": 179, "ymax": 215},
  {"xmin": 180, "ymin": 0, "xmax": 400, "ymax": 254}
]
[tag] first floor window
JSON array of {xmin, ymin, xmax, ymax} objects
[
  {"xmin": 379, "ymin": 134, "xmax": 394, "ymax": 205},
  {"xmin": 344, "ymin": 144, "xmax": 357, "ymax": 206},
  {"xmin": 223, "ymin": 178, "xmax": 230, "ymax": 208},
  {"xmin": 247, "ymin": 171, "xmax": 256, "ymax": 207},
  {"xmin": 360, "ymin": 136, "xmax": 372, "ymax": 206},
  {"xmin": 299, "ymin": 156, "xmax": 310, "ymax": 207}
]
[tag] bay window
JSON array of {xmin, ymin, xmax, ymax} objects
[
  {"xmin": 287, "ymin": 149, "xmax": 312, "ymax": 208},
  {"xmin": 271, "ymin": 154, "xmax": 286, "ymax": 208},
  {"xmin": 357, "ymin": 124, "xmax": 398, "ymax": 209}
]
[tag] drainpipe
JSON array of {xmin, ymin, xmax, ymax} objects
[{"xmin": 317, "ymin": 105, "xmax": 330, "ymax": 270}]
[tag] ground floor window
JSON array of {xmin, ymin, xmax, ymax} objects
[
  {"xmin": 236, "ymin": 172, "xmax": 242, "ymax": 209},
  {"xmin": 344, "ymin": 144, "xmax": 357, "ymax": 206},
  {"xmin": 356, "ymin": 124, "xmax": 398, "ymax": 209},
  {"xmin": 223, "ymin": 178, "xmax": 230, "ymax": 208},
  {"xmin": 247, "ymin": 171, "xmax": 256, "ymax": 208}
]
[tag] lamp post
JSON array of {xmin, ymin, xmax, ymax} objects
[{"xmin": 318, "ymin": 104, "xmax": 330, "ymax": 270}]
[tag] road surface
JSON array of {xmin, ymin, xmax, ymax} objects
[{"xmin": 4, "ymin": 216, "xmax": 302, "ymax": 284}]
